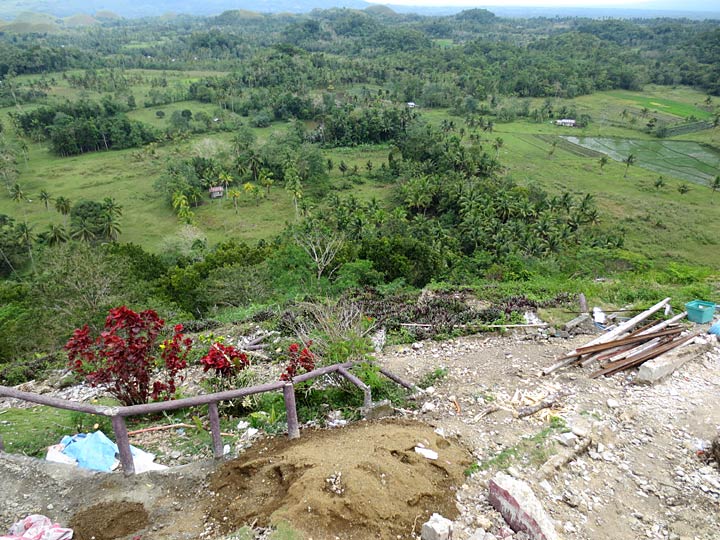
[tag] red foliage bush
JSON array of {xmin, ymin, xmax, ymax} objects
[
  {"xmin": 199, "ymin": 342, "xmax": 249, "ymax": 378},
  {"xmin": 280, "ymin": 342, "xmax": 315, "ymax": 381},
  {"xmin": 65, "ymin": 306, "xmax": 192, "ymax": 406}
]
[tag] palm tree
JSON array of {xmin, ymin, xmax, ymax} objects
[
  {"xmin": 712, "ymin": 175, "xmax": 720, "ymax": 195},
  {"xmin": 228, "ymin": 189, "xmax": 241, "ymax": 214},
  {"xmin": 259, "ymin": 169, "xmax": 274, "ymax": 196},
  {"xmin": 10, "ymin": 183, "xmax": 24, "ymax": 203},
  {"xmin": 16, "ymin": 221, "xmax": 34, "ymax": 269},
  {"xmin": 39, "ymin": 189, "xmax": 51, "ymax": 210},
  {"xmin": 234, "ymin": 159, "xmax": 249, "ymax": 180},
  {"xmin": 403, "ymin": 177, "xmax": 432, "ymax": 216},
  {"xmin": 492, "ymin": 137, "xmax": 504, "ymax": 158},
  {"xmin": 55, "ymin": 196, "xmax": 71, "ymax": 225},
  {"xmin": 599, "ymin": 155, "xmax": 608, "ymax": 171},
  {"xmin": 654, "ymin": 176, "xmax": 666, "ymax": 191},
  {"xmin": 246, "ymin": 152, "xmax": 263, "ymax": 182},
  {"xmin": 102, "ymin": 197, "xmax": 123, "ymax": 218},
  {"xmin": 100, "ymin": 211, "xmax": 121, "ymax": 242},
  {"xmin": 677, "ymin": 183, "xmax": 690, "ymax": 195},
  {"xmin": 71, "ymin": 219, "xmax": 96, "ymax": 243},
  {"xmin": 284, "ymin": 165, "xmax": 303, "ymax": 219},
  {"xmin": 244, "ymin": 183, "xmax": 261, "ymax": 206},
  {"xmin": 623, "ymin": 153, "xmax": 636, "ymax": 178},
  {"xmin": 218, "ymin": 171, "xmax": 233, "ymax": 199},
  {"xmin": 45, "ymin": 224, "xmax": 69, "ymax": 246},
  {"xmin": 548, "ymin": 140, "xmax": 557, "ymax": 156},
  {"xmin": 172, "ymin": 192, "xmax": 189, "ymax": 213},
  {"xmin": 578, "ymin": 193, "xmax": 594, "ymax": 215},
  {"xmin": 558, "ymin": 192, "xmax": 573, "ymax": 214}
]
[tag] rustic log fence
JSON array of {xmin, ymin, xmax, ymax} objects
[{"xmin": 0, "ymin": 361, "xmax": 414, "ymax": 474}]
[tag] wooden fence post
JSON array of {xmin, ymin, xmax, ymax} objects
[
  {"xmin": 112, "ymin": 415, "xmax": 134, "ymax": 475},
  {"xmin": 283, "ymin": 383, "xmax": 300, "ymax": 440},
  {"xmin": 208, "ymin": 402, "xmax": 224, "ymax": 459}
]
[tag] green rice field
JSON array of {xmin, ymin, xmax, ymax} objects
[
  {"xmin": 564, "ymin": 137, "xmax": 720, "ymax": 185},
  {"xmin": 603, "ymin": 90, "xmax": 713, "ymax": 121}
]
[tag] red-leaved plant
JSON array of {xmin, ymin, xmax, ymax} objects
[
  {"xmin": 199, "ymin": 342, "xmax": 249, "ymax": 378},
  {"xmin": 65, "ymin": 306, "xmax": 192, "ymax": 406},
  {"xmin": 280, "ymin": 341, "xmax": 315, "ymax": 381}
]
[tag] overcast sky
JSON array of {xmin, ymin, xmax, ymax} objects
[{"xmin": 367, "ymin": 0, "xmax": 666, "ymax": 6}]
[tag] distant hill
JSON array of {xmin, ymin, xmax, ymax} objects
[
  {"xmin": 0, "ymin": 0, "xmax": 716, "ymax": 20},
  {"xmin": 13, "ymin": 11, "xmax": 60, "ymax": 25},
  {"xmin": 0, "ymin": 0, "xmax": 371, "ymax": 19},
  {"xmin": 364, "ymin": 5, "xmax": 397, "ymax": 16},
  {"xmin": 94, "ymin": 10, "xmax": 122, "ymax": 21},
  {"xmin": 64, "ymin": 13, "xmax": 100, "ymax": 27},
  {"xmin": 0, "ymin": 11, "xmax": 60, "ymax": 32}
]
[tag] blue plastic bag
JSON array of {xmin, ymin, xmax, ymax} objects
[
  {"xmin": 709, "ymin": 321, "xmax": 720, "ymax": 336},
  {"xmin": 61, "ymin": 431, "xmax": 118, "ymax": 472}
]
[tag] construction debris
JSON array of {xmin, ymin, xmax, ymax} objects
[
  {"xmin": 635, "ymin": 335, "xmax": 716, "ymax": 384},
  {"xmin": 488, "ymin": 472, "xmax": 559, "ymax": 540},
  {"xmin": 543, "ymin": 298, "xmax": 715, "ymax": 378},
  {"xmin": 421, "ymin": 513, "xmax": 453, "ymax": 540},
  {"xmin": 516, "ymin": 392, "xmax": 567, "ymax": 418}
]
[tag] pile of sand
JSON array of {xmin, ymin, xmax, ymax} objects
[{"xmin": 207, "ymin": 419, "xmax": 472, "ymax": 539}]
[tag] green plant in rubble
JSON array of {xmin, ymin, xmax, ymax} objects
[
  {"xmin": 417, "ymin": 367, "xmax": 448, "ymax": 389},
  {"xmin": 549, "ymin": 415, "xmax": 569, "ymax": 431},
  {"xmin": 385, "ymin": 326, "xmax": 415, "ymax": 346},
  {"xmin": 223, "ymin": 526, "xmax": 254, "ymax": 540},
  {"xmin": 246, "ymin": 393, "xmax": 287, "ymax": 434},
  {"xmin": 476, "ymin": 391, "xmax": 496, "ymax": 403},
  {"xmin": 197, "ymin": 332, "xmax": 226, "ymax": 345},
  {"xmin": 464, "ymin": 462, "xmax": 481, "ymax": 477},
  {"xmin": 352, "ymin": 361, "xmax": 413, "ymax": 406},
  {"xmin": 69, "ymin": 409, "xmax": 113, "ymax": 434},
  {"xmin": 480, "ymin": 422, "xmax": 566, "ymax": 472},
  {"xmin": 322, "ymin": 333, "xmax": 373, "ymax": 365}
]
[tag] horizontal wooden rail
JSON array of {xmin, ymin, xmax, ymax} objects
[
  {"xmin": 0, "ymin": 387, "xmax": 119, "ymax": 416},
  {"xmin": 118, "ymin": 380, "xmax": 287, "ymax": 417}
]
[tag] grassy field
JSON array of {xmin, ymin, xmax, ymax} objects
[
  {"xmin": 14, "ymin": 68, "xmax": 229, "ymax": 112},
  {"xmin": 604, "ymin": 89, "xmax": 713, "ymax": 120},
  {"xmin": 574, "ymin": 86, "xmax": 714, "ymax": 124},
  {"xmin": 0, "ymin": 116, "xmax": 394, "ymax": 250},
  {"xmin": 1, "ymin": 80, "xmax": 718, "ymax": 267},
  {"xmin": 494, "ymin": 128, "xmax": 720, "ymax": 268}
]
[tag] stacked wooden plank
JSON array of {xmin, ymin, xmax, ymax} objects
[{"xmin": 543, "ymin": 298, "xmax": 698, "ymax": 378}]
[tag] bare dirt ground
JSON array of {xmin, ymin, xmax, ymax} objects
[{"xmin": 1, "ymin": 330, "xmax": 719, "ymax": 540}]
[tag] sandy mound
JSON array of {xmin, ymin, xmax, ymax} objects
[
  {"xmin": 207, "ymin": 419, "xmax": 471, "ymax": 539},
  {"xmin": 70, "ymin": 501, "xmax": 149, "ymax": 540}
]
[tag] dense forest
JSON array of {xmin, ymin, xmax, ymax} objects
[{"xmin": 0, "ymin": 6, "xmax": 718, "ymax": 384}]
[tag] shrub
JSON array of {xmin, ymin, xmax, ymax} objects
[
  {"xmin": 65, "ymin": 306, "xmax": 192, "ymax": 405},
  {"xmin": 280, "ymin": 342, "xmax": 315, "ymax": 381},
  {"xmin": 200, "ymin": 342, "xmax": 249, "ymax": 378}
]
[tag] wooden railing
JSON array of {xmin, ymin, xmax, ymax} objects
[{"xmin": 0, "ymin": 361, "xmax": 414, "ymax": 474}]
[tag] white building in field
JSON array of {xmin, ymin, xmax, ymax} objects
[{"xmin": 555, "ymin": 119, "xmax": 576, "ymax": 127}]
